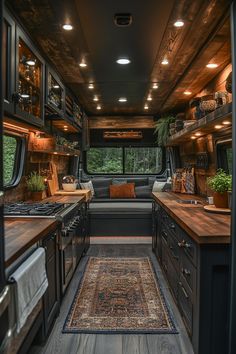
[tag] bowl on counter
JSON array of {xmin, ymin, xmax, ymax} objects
[{"xmin": 62, "ymin": 183, "xmax": 77, "ymax": 192}]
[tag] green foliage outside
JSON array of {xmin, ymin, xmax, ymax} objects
[
  {"xmin": 3, "ymin": 135, "xmax": 17, "ymax": 185},
  {"xmin": 207, "ymin": 169, "xmax": 232, "ymax": 193},
  {"xmin": 87, "ymin": 147, "xmax": 162, "ymax": 174}
]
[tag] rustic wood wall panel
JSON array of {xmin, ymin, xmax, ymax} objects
[{"xmin": 89, "ymin": 116, "xmax": 155, "ymax": 129}]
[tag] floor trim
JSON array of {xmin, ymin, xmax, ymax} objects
[{"xmin": 90, "ymin": 236, "xmax": 152, "ymax": 244}]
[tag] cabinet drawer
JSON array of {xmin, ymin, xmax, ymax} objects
[
  {"xmin": 180, "ymin": 252, "xmax": 196, "ymax": 293},
  {"xmin": 167, "ymin": 256, "xmax": 179, "ymax": 301},
  {"xmin": 44, "ymin": 233, "xmax": 57, "ymax": 260},
  {"xmin": 177, "ymin": 231, "xmax": 197, "ymax": 266},
  {"xmin": 178, "ymin": 275, "xmax": 193, "ymax": 335},
  {"xmin": 162, "ymin": 240, "xmax": 169, "ymax": 276},
  {"xmin": 168, "ymin": 232, "xmax": 180, "ymax": 271}
]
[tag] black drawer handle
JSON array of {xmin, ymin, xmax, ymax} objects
[
  {"xmin": 182, "ymin": 268, "xmax": 191, "ymax": 276},
  {"xmin": 162, "ymin": 231, "xmax": 168, "ymax": 238},
  {"xmin": 169, "ymin": 246, "xmax": 179, "ymax": 260},
  {"xmin": 178, "ymin": 240, "xmax": 191, "ymax": 249},
  {"xmin": 179, "ymin": 282, "xmax": 189, "ymax": 299}
]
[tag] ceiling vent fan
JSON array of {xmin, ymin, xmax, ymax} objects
[{"xmin": 114, "ymin": 13, "xmax": 132, "ymax": 27}]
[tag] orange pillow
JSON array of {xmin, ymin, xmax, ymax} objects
[{"xmin": 109, "ymin": 183, "xmax": 136, "ymax": 198}]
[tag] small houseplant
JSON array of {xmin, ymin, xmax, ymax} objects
[
  {"xmin": 207, "ymin": 169, "xmax": 232, "ymax": 208},
  {"xmin": 26, "ymin": 171, "xmax": 46, "ymax": 201},
  {"xmin": 154, "ymin": 116, "xmax": 175, "ymax": 146}
]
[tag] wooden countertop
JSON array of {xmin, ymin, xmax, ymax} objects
[
  {"xmin": 42, "ymin": 195, "xmax": 85, "ymax": 204},
  {"xmin": 152, "ymin": 192, "xmax": 231, "ymax": 244},
  {"xmin": 4, "ymin": 218, "xmax": 59, "ymax": 268}
]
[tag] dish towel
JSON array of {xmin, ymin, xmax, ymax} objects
[{"xmin": 10, "ymin": 247, "xmax": 48, "ymax": 333}]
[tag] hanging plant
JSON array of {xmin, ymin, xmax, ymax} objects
[{"xmin": 154, "ymin": 116, "xmax": 175, "ymax": 146}]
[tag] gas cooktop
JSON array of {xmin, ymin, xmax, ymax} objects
[{"xmin": 4, "ymin": 202, "xmax": 70, "ymax": 218}]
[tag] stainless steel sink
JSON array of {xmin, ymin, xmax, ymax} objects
[{"xmin": 176, "ymin": 199, "xmax": 201, "ymax": 205}]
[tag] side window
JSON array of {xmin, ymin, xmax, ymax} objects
[
  {"xmin": 217, "ymin": 140, "xmax": 232, "ymax": 174},
  {"xmin": 3, "ymin": 134, "xmax": 25, "ymax": 187}
]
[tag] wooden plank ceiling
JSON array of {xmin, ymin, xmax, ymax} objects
[{"xmin": 6, "ymin": 0, "xmax": 232, "ymax": 116}]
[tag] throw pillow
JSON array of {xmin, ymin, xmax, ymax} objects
[
  {"xmin": 95, "ymin": 187, "xmax": 110, "ymax": 198},
  {"xmin": 135, "ymin": 185, "xmax": 152, "ymax": 198},
  {"xmin": 152, "ymin": 181, "xmax": 166, "ymax": 192},
  {"xmin": 80, "ymin": 180, "xmax": 95, "ymax": 196},
  {"xmin": 109, "ymin": 183, "xmax": 136, "ymax": 199}
]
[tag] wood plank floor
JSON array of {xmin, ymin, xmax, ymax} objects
[{"xmin": 32, "ymin": 245, "xmax": 194, "ymax": 354}]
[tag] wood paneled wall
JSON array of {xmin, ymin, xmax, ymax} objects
[
  {"xmin": 180, "ymin": 64, "xmax": 232, "ymax": 196},
  {"xmin": 4, "ymin": 152, "xmax": 70, "ymax": 203}
]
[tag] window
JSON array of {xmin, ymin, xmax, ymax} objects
[
  {"xmin": 217, "ymin": 140, "xmax": 232, "ymax": 174},
  {"xmin": 3, "ymin": 134, "xmax": 25, "ymax": 187},
  {"xmin": 87, "ymin": 147, "xmax": 123, "ymax": 173},
  {"xmin": 86, "ymin": 147, "xmax": 163, "ymax": 174},
  {"xmin": 124, "ymin": 147, "xmax": 162, "ymax": 174}
]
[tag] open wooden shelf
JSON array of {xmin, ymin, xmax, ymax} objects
[
  {"xmin": 167, "ymin": 102, "xmax": 232, "ymax": 146},
  {"xmin": 28, "ymin": 148, "xmax": 80, "ymax": 156}
]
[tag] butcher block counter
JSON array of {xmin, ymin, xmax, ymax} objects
[
  {"xmin": 4, "ymin": 218, "xmax": 59, "ymax": 267},
  {"xmin": 40, "ymin": 195, "xmax": 85, "ymax": 204},
  {"xmin": 152, "ymin": 192, "xmax": 231, "ymax": 244}
]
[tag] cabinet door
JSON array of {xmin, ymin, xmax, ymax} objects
[
  {"xmin": 82, "ymin": 113, "xmax": 90, "ymax": 151},
  {"xmin": 45, "ymin": 66, "xmax": 65, "ymax": 116},
  {"xmin": 43, "ymin": 232, "xmax": 60, "ymax": 336},
  {"xmin": 15, "ymin": 27, "xmax": 45, "ymax": 127},
  {"xmin": 3, "ymin": 10, "xmax": 15, "ymax": 115}
]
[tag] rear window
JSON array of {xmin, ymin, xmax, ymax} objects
[
  {"xmin": 3, "ymin": 134, "xmax": 25, "ymax": 187},
  {"xmin": 86, "ymin": 147, "xmax": 163, "ymax": 174}
]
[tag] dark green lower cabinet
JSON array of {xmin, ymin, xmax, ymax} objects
[
  {"xmin": 152, "ymin": 202, "xmax": 230, "ymax": 354},
  {"xmin": 42, "ymin": 230, "xmax": 60, "ymax": 337}
]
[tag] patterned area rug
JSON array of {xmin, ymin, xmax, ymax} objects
[{"xmin": 63, "ymin": 257, "xmax": 177, "ymax": 334}]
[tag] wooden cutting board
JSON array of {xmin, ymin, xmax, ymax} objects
[
  {"xmin": 204, "ymin": 205, "xmax": 231, "ymax": 214},
  {"xmin": 47, "ymin": 179, "xmax": 56, "ymax": 196},
  {"xmin": 51, "ymin": 162, "xmax": 59, "ymax": 191},
  {"xmin": 54, "ymin": 189, "xmax": 92, "ymax": 202}
]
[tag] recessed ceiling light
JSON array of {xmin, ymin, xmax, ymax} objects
[
  {"xmin": 147, "ymin": 96, "xmax": 152, "ymax": 101},
  {"xmin": 118, "ymin": 97, "xmax": 127, "ymax": 102},
  {"xmin": 93, "ymin": 96, "xmax": 99, "ymax": 101},
  {"xmin": 144, "ymin": 104, "xmax": 149, "ymax": 110},
  {"xmin": 21, "ymin": 94, "xmax": 30, "ymax": 98},
  {"xmin": 116, "ymin": 58, "xmax": 131, "ymax": 65},
  {"xmin": 53, "ymin": 85, "xmax": 60, "ymax": 89},
  {"xmin": 191, "ymin": 136, "xmax": 196, "ymax": 140},
  {"xmin": 53, "ymin": 152, "xmax": 58, "ymax": 155},
  {"xmin": 64, "ymin": 128, "xmax": 68, "ymax": 131},
  {"xmin": 195, "ymin": 132, "xmax": 201, "ymax": 136},
  {"xmin": 79, "ymin": 62, "xmax": 87, "ymax": 67},
  {"xmin": 174, "ymin": 20, "xmax": 184, "ymax": 27},
  {"xmin": 26, "ymin": 59, "xmax": 36, "ymax": 66},
  {"xmin": 63, "ymin": 125, "xmax": 68, "ymax": 128},
  {"xmin": 215, "ymin": 125, "xmax": 223, "ymax": 129},
  {"xmin": 96, "ymin": 105, "xmax": 101, "ymax": 110},
  {"xmin": 206, "ymin": 63, "xmax": 218, "ymax": 69},
  {"xmin": 62, "ymin": 24, "xmax": 73, "ymax": 31},
  {"xmin": 184, "ymin": 91, "xmax": 192, "ymax": 95},
  {"xmin": 152, "ymin": 83, "xmax": 158, "ymax": 89},
  {"xmin": 223, "ymin": 121, "xmax": 231, "ymax": 125},
  {"xmin": 88, "ymin": 83, "xmax": 94, "ymax": 89},
  {"xmin": 161, "ymin": 58, "xmax": 169, "ymax": 65}
]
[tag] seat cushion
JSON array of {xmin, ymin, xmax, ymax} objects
[
  {"xmin": 128, "ymin": 178, "xmax": 149, "ymax": 187},
  {"xmin": 95, "ymin": 187, "xmax": 110, "ymax": 198},
  {"xmin": 92, "ymin": 178, "xmax": 112, "ymax": 189},
  {"xmin": 109, "ymin": 183, "xmax": 136, "ymax": 199}
]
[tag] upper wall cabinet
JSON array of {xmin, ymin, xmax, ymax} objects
[
  {"xmin": 45, "ymin": 67, "xmax": 65, "ymax": 116},
  {"xmin": 15, "ymin": 27, "xmax": 45, "ymax": 127},
  {"xmin": 65, "ymin": 90, "xmax": 83, "ymax": 129},
  {"xmin": 3, "ymin": 10, "xmax": 15, "ymax": 115}
]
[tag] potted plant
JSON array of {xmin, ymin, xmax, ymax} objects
[
  {"xmin": 154, "ymin": 116, "xmax": 175, "ymax": 146},
  {"xmin": 26, "ymin": 171, "xmax": 46, "ymax": 201},
  {"xmin": 207, "ymin": 169, "xmax": 232, "ymax": 208}
]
